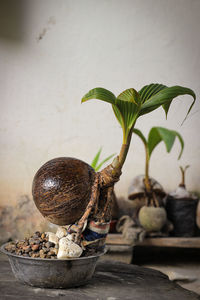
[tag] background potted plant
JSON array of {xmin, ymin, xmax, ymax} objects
[
  {"xmin": 166, "ymin": 165, "xmax": 199, "ymax": 237},
  {"xmin": 128, "ymin": 126, "xmax": 184, "ymax": 232}
]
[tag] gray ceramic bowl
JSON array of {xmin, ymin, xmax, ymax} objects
[{"xmin": 1, "ymin": 243, "xmax": 105, "ymax": 288}]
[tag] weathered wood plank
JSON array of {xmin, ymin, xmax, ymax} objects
[
  {"xmin": 106, "ymin": 233, "xmax": 133, "ymax": 245},
  {"xmin": 106, "ymin": 234, "xmax": 200, "ymax": 248},
  {"xmin": 138, "ymin": 237, "xmax": 200, "ymax": 248}
]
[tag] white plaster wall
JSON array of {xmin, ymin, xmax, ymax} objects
[{"xmin": 0, "ymin": 0, "xmax": 200, "ymax": 206}]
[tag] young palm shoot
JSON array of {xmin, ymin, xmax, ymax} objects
[
  {"xmin": 132, "ymin": 127, "xmax": 184, "ymax": 207},
  {"xmin": 91, "ymin": 148, "xmax": 116, "ymax": 172},
  {"xmin": 77, "ymin": 84, "xmax": 195, "ymax": 241},
  {"xmin": 179, "ymin": 165, "xmax": 190, "ymax": 188}
]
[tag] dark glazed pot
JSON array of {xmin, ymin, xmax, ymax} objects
[
  {"xmin": 32, "ymin": 157, "xmax": 95, "ymax": 225},
  {"xmin": 1, "ymin": 243, "xmax": 105, "ymax": 288}
]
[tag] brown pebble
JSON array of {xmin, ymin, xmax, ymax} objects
[
  {"xmin": 22, "ymin": 245, "xmax": 31, "ymax": 251},
  {"xmin": 39, "ymin": 249, "xmax": 46, "ymax": 258},
  {"xmin": 35, "ymin": 231, "xmax": 41, "ymax": 237},
  {"xmin": 50, "ymin": 248, "xmax": 58, "ymax": 255},
  {"xmin": 32, "ymin": 244, "xmax": 39, "ymax": 251},
  {"xmin": 23, "ymin": 253, "xmax": 29, "ymax": 257},
  {"xmin": 29, "ymin": 251, "xmax": 33, "ymax": 257},
  {"xmin": 29, "ymin": 239, "xmax": 35, "ymax": 245},
  {"xmin": 41, "ymin": 233, "xmax": 45, "ymax": 239},
  {"xmin": 45, "ymin": 242, "xmax": 51, "ymax": 249},
  {"xmin": 40, "ymin": 253, "xmax": 46, "ymax": 259},
  {"xmin": 31, "ymin": 253, "xmax": 40, "ymax": 258},
  {"xmin": 42, "ymin": 247, "xmax": 48, "ymax": 253}
]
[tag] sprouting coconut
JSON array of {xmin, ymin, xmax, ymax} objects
[
  {"xmin": 166, "ymin": 165, "xmax": 199, "ymax": 237},
  {"xmin": 129, "ymin": 127, "xmax": 184, "ymax": 232},
  {"xmin": 32, "ymin": 84, "xmax": 195, "ymax": 249}
]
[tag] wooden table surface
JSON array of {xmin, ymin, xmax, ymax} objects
[{"xmin": 0, "ymin": 254, "xmax": 199, "ymax": 300}]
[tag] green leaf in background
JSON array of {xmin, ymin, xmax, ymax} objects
[
  {"xmin": 147, "ymin": 127, "xmax": 184, "ymax": 159},
  {"xmin": 90, "ymin": 148, "xmax": 116, "ymax": 171},
  {"xmin": 132, "ymin": 128, "xmax": 147, "ymax": 146},
  {"xmin": 139, "ymin": 85, "xmax": 196, "ymax": 120},
  {"xmin": 91, "ymin": 147, "xmax": 102, "ymax": 170},
  {"xmin": 95, "ymin": 153, "xmax": 116, "ymax": 171}
]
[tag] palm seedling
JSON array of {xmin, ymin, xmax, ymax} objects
[
  {"xmin": 131, "ymin": 126, "xmax": 184, "ymax": 206},
  {"xmin": 78, "ymin": 84, "xmax": 195, "ymax": 240},
  {"xmin": 129, "ymin": 127, "xmax": 184, "ymax": 232},
  {"xmin": 166, "ymin": 165, "xmax": 199, "ymax": 237},
  {"xmin": 33, "ymin": 84, "xmax": 196, "ymax": 245}
]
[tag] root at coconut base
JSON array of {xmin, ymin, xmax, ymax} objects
[{"xmin": 50, "ymin": 158, "xmax": 122, "ymax": 259}]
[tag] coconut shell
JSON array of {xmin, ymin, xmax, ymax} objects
[
  {"xmin": 32, "ymin": 157, "xmax": 95, "ymax": 226},
  {"xmin": 128, "ymin": 175, "xmax": 165, "ymax": 200}
]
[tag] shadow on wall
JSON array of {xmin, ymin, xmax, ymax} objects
[
  {"xmin": 0, "ymin": 195, "xmax": 55, "ymax": 244},
  {"xmin": 0, "ymin": 0, "xmax": 27, "ymax": 42}
]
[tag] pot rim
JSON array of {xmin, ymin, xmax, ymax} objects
[{"xmin": 0, "ymin": 242, "xmax": 106, "ymax": 261}]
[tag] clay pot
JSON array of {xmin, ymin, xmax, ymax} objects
[
  {"xmin": 138, "ymin": 206, "xmax": 167, "ymax": 232},
  {"xmin": 32, "ymin": 157, "xmax": 95, "ymax": 226}
]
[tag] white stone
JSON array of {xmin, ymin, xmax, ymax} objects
[
  {"xmin": 45, "ymin": 232, "xmax": 59, "ymax": 245},
  {"xmin": 56, "ymin": 227, "xmax": 67, "ymax": 239},
  {"xmin": 57, "ymin": 237, "xmax": 83, "ymax": 259}
]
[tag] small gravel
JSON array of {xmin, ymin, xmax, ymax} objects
[{"xmin": 5, "ymin": 232, "xmax": 58, "ymax": 259}]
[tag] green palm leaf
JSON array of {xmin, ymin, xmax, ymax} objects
[
  {"xmin": 90, "ymin": 148, "xmax": 116, "ymax": 171},
  {"xmin": 82, "ymin": 87, "xmax": 116, "ymax": 104},
  {"xmin": 148, "ymin": 127, "xmax": 184, "ymax": 159},
  {"xmin": 95, "ymin": 153, "xmax": 116, "ymax": 171},
  {"xmin": 139, "ymin": 85, "xmax": 196, "ymax": 120},
  {"xmin": 115, "ymin": 88, "xmax": 142, "ymax": 142},
  {"xmin": 139, "ymin": 83, "xmax": 167, "ymax": 103},
  {"xmin": 82, "ymin": 87, "xmax": 142, "ymax": 143},
  {"xmin": 132, "ymin": 128, "xmax": 147, "ymax": 146},
  {"xmin": 91, "ymin": 147, "xmax": 102, "ymax": 170}
]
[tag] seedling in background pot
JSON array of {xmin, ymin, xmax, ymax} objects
[{"xmin": 132, "ymin": 126, "xmax": 184, "ymax": 207}]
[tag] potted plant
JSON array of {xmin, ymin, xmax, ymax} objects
[
  {"xmin": 2, "ymin": 83, "xmax": 196, "ymax": 288},
  {"xmin": 166, "ymin": 165, "xmax": 199, "ymax": 237},
  {"xmin": 128, "ymin": 126, "xmax": 184, "ymax": 232},
  {"xmin": 32, "ymin": 83, "xmax": 195, "ymax": 244}
]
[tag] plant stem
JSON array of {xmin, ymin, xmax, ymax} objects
[
  {"xmin": 179, "ymin": 166, "xmax": 189, "ymax": 188},
  {"xmin": 119, "ymin": 131, "xmax": 132, "ymax": 167},
  {"xmin": 144, "ymin": 144, "xmax": 151, "ymax": 193}
]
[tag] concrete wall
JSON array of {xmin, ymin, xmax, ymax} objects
[{"xmin": 0, "ymin": 0, "xmax": 200, "ymax": 238}]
